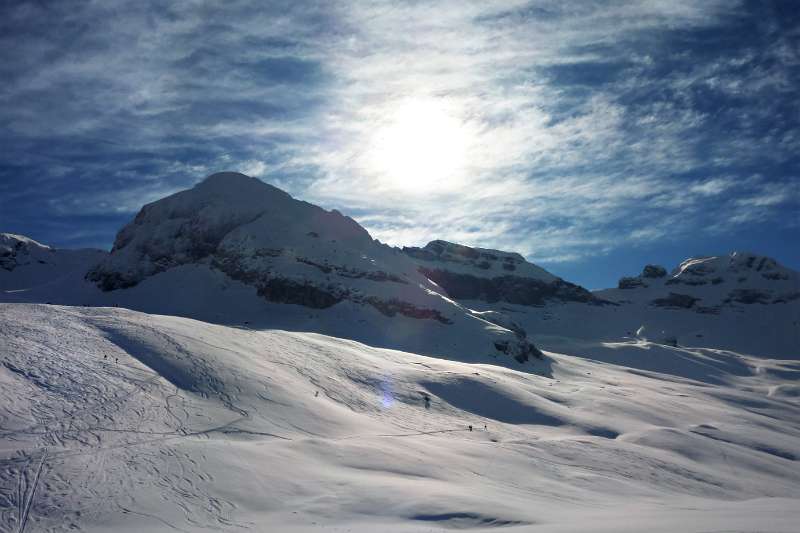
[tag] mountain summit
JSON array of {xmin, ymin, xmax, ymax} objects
[
  {"xmin": 84, "ymin": 172, "xmax": 544, "ymax": 366},
  {"xmin": 2, "ymin": 172, "xmax": 797, "ymax": 361}
]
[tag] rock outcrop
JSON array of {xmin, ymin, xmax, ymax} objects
[
  {"xmin": 404, "ymin": 240, "xmax": 603, "ymax": 307},
  {"xmin": 84, "ymin": 173, "xmax": 543, "ymax": 365},
  {"xmin": 1, "ymin": 234, "xmax": 53, "ymax": 272},
  {"xmin": 603, "ymin": 251, "xmax": 800, "ymax": 313}
]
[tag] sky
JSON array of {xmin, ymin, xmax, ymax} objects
[{"xmin": 0, "ymin": 0, "xmax": 798, "ymax": 289}]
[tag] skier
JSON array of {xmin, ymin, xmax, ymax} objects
[
  {"xmin": 468, "ymin": 425, "xmax": 473, "ymax": 432},
  {"xmin": 423, "ymin": 393, "xmax": 430, "ymax": 409},
  {"xmin": 315, "ymin": 391, "xmax": 319, "ymax": 397}
]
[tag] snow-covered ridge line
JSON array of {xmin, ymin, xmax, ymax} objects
[
  {"xmin": 608, "ymin": 250, "xmax": 800, "ymax": 313},
  {"xmin": 6, "ymin": 173, "xmax": 545, "ymax": 367},
  {"xmin": 2, "ymin": 171, "xmax": 797, "ymax": 363}
]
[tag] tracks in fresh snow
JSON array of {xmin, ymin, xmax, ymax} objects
[
  {"xmin": 0, "ymin": 306, "xmax": 251, "ymax": 532},
  {"xmin": 17, "ymin": 448, "xmax": 47, "ymax": 533}
]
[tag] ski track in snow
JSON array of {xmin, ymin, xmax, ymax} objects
[
  {"xmin": 0, "ymin": 306, "xmax": 250, "ymax": 532},
  {"xmin": 0, "ymin": 303, "xmax": 799, "ymax": 532}
]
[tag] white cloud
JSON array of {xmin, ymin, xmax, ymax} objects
[
  {"xmin": 240, "ymin": 160, "xmax": 268, "ymax": 177},
  {"xmin": 3, "ymin": 0, "xmax": 797, "ymax": 266}
]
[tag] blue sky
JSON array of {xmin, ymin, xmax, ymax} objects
[{"xmin": 1, "ymin": 0, "xmax": 798, "ymax": 289}]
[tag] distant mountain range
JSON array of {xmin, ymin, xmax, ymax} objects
[{"xmin": 2, "ymin": 172, "xmax": 798, "ymax": 361}]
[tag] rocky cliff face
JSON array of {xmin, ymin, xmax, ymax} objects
[
  {"xmin": 606, "ymin": 251, "xmax": 800, "ymax": 313},
  {"xmin": 1, "ymin": 233, "xmax": 105, "ymax": 292},
  {"xmin": 84, "ymin": 173, "xmax": 542, "ymax": 364},
  {"xmin": 1, "ymin": 234, "xmax": 54, "ymax": 272},
  {"xmin": 403, "ymin": 240, "xmax": 602, "ymax": 306}
]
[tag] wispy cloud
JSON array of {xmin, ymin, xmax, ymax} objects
[{"xmin": 0, "ymin": 0, "xmax": 797, "ymax": 277}]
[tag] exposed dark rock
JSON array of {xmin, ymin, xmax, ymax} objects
[
  {"xmin": 86, "ymin": 269, "xmax": 139, "ymax": 291},
  {"xmin": 618, "ymin": 276, "xmax": 647, "ymax": 289},
  {"xmin": 494, "ymin": 340, "xmax": 544, "ymax": 363},
  {"xmin": 651, "ymin": 292, "xmax": 699, "ymax": 309},
  {"xmin": 296, "ymin": 256, "xmax": 333, "ymax": 274},
  {"xmin": 419, "ymin": 268, "xmax": 598, "ymax": 306},
  {"xmin": 254, "ymin": 248, "xmax": 283, "ymax": 258},
  {"xmin": 725, "ymin": 289, "xmax": 771, "ymax": 305},
  {"xmin": 257, "ymin": 279, "xmax": 342, "ymax": 308},
  {"xmin": 210, "ymin": 255, "xmax": 263, "ymax": 285},
  {"xmin": 773, "ymin": 292, "xmax": 800, "ymax": 304},
  {"xmin": 662, "ymin": 336, "xmax": 678, "ymax": 347},
  {"xmin": 642, "ymin": 265, "xmax": 667, "ymax": 278},
  {"xmin": 296, "ymin": 256, "xmax": 407, "ymax": 283},
  {"xmin": 403, "ymin": 240, "xmax": 529, "ymax": 273},
  {"xmin": 365, "ymin": 297, "xmax": 452, "ymax": 324}
]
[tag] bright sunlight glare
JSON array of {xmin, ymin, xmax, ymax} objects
[{"xmin": 365, "ymin": 98, "xmax": 472, "ymax": 193}]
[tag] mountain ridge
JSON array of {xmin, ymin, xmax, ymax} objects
[{"xmin": 2, "ymin": 172, "xmax": 797, "ymax": 361}]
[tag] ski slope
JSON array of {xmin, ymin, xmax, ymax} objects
[{"xmin": 2, "ymin": 303, "xmax": 799, "ymax": 532}]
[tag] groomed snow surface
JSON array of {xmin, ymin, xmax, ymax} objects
[{"xmin": 2, "ymin": 303, "xmax": 799, "ymax": 532}]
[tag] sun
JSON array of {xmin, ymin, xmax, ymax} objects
[{"xmin": 365, "ymin": 98, "xmax": 471, "ymax": 193}]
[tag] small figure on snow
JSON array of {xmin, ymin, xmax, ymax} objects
[
  {"xmin": 468, "ymin": 425, "xmax": 473, "ymax": 432},
  {"xmin": 315, "ymin": 391, "xmax": 319, "ymax": 397},
  {"xmin": 423, "ymin": 393, "xmax": 431, "ymax": 409}
]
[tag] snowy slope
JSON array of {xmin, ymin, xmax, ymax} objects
[
  {"xmin": 1, "ymin": 174, "xmax": 540, "ymax": 366},
  {"xmin": 1, "ymin": 303, "xmax": 799, "ymax": 532},
  {"xmin": 1, "ymin": 173, "xmax": 798, "ymax": 531},
  {"xmin": 0, "ymin": 233, "xmax": 106, "ymax": 294},
  {"xmin": 408, "ymin": 244, "xmax": 799, "ymax": 360}
]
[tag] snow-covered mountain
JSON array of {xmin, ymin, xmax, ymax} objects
[
  {"xmin": 606, "ymin": 251, "xmax": 800, "ymax": 310},
  {"xmin": 395, "ymin": 240, "xmax": 798, "ymax": 359},
  {"xmin": 403, "ymin": 240, "xmax": 601, "ymax": 306},
  {"xmin": 2, "ymin": 173, "xmax": 797, "ymax": 361},
  {"xmin": 3, "ymin": 173, "xmax": 542, "ymax": 366},
  {"xmin": 0, "ymin": 233, "xmax": 105, "ymax": 293},
  {"xmin": 1, "ymin": 172, "xmax": 799, "ymax": 532}
]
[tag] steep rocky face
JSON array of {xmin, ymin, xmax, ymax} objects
[
  {"xmin": 84, "ymin": 172, "xmax": 542, "ymax": 365},
  {"xmin": 1, "ymin": 234, "xmax": 53, "ymax": 271},
  {"xmin": 88, "ymin": 173, "xmax": 374, "ymax": 289},
  {"xmin": 417, "ymin": 268, "xmax": 597, "ymax": 306},
  {"xmin": 605, "ymin": 252, "xmax": 800, "ymax": 313},
  {"xmin": 618, "ymin": 264, "xmax": 667, "ymax": 289},
  {"xmin": 403, "ymin": 240, "xmax": 601, "ymax": 306},
  {"xmin": 87, "ymin": 173, "xmax": 427, "ymax": 316},
  {"xmin": 404, "ymin": 240, "xmax": 557, "ymax": 281},
  {"xmin": 1, "ymin": 233, "xmax": 106, "ymax": 292}
]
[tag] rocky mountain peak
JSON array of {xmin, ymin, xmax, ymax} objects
[
  {"xmin": 610, "ymin": 251, "xmax": 799, "ymax": 313},
  {"xmin": 81, "ymin": 173, "xmax": 544, "ymax": 366},
  {"xmin": 1, "ymin": 233, "xmax": 52, "ymax": 271},
  {"xmin": 403, "ymin": 240, "xmax": 557, "ymax": 282},
  {"xmin": 403, "ymin": 240, "xmax": 601, "ymax": 307}
]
